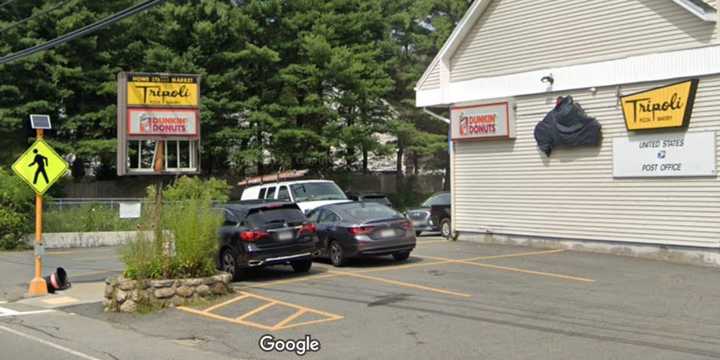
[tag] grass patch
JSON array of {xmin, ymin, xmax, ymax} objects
[{"xmin": 44, "ymin": 204, "xmax": 140, "ymax": 233}]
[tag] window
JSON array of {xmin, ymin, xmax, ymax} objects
[
  {"xmin": 290, "ymin": 182, "xmax": 346, "ymax": 202},
  {"xmin": 318, "ymin": 210, "xmax": 340, "ymax": 224},
  {"xmin": 223, "ymin": 210, "xmax": 239, "ymax": 227},
  {"xmin": 307, "ymin": 210, "xmax": 322, "ymax": 223},
  {"xmin": 422, "ymin": 193, "xmax": 451, "ymax": 207},
  {"xmin": 165, "ymin": 140, "xmax": 195, "ymax": 171},
  {"xmin": 258, "ymin": 188, "xmax": 266, "ymax": 199},
  {"xmin": 265, "ymin": 187, "xmax": 276, "ymax": 199},
  {"xmin": 277, "ymin": 186, "xmax": 291, "ymax": 201}
]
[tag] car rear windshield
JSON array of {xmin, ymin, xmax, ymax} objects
[
  {"xmin": 336, "ymin": 203, "xmax": 402, "ymax": 223},
  {"xmin": 290, "ymin": 182, "xmax": 347, "ymax": 202},
  {"xmin": 246, "ymin": 206, "xmax": 306, "ymax": 228}
]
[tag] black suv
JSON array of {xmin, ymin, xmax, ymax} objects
[{"xmin": 216, "ymin": 201, "xmax": 318, "ymax": 280}]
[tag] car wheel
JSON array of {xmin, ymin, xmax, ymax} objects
[
  {"xmin": 392, "ymin": 251, "xmax": 411, "ymax": 261},
  {"xmin": 440, "ymin": 218, "xmax": 452, "ymax": 239},
  {"xmin": 329, "ymin": 241, "xmax": 347, "ymax": 267},
  {"xmin": 415, "ymin": 231, "xmax": 422, "ymax": 237},
  {"xmin": 220, "ymin": 247, "xmax": 243, "ymax": 281},
  {"xmin": 291, "ymin": 259, "xmax": 312, "ymax": 273}
]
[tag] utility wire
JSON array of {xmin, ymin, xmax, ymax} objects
[
  {"xmin": 0, "ymin": 0, "xmax": 165, "ymax": 65},
  {"xmin": 0, "ymin": 0, "xmax": 71, "ymax": 34},
  {"xmin": 0, "ymin": 0, "xmax": 19, "ymax": 9}
]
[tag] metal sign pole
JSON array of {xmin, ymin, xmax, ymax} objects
[{"xmin": 28, "ymin": 128, "xmax": 48, "ymax": 297}]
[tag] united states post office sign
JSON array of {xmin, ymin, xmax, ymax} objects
[
  {"xmin": 621, "ymin": 79, "xmax": 698, "ymax": 131},
  {"xmin": 613, "ymin": 131, "xmax": 716, "ymax": 178}
]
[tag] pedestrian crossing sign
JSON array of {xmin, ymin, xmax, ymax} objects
[{"xmin": 11, "ymin": 140, "xmax": 69, "ymax": 195}]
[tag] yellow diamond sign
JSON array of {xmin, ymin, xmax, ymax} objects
[{"xmin": 11, "ymin": 140, "xmax": 69, "ymax": 195}]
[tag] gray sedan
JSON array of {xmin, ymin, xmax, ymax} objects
[{"xmin": 308, "ymin": 202, "xmax": 416, "ymax": 267}]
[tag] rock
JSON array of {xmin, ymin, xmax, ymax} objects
[
  {"xmin": 118, "ymin": 279, "xmax": 136, "ymax": 291},
  {"xmin": 154, "ymin": 287, "xmax": 175, "ymax": 299},
  {"xmin": 107, "ymin": 277, "xmax": 118, "ymax": 286},
  {"xmin": 131, "ymin": 290, "xmax": 146, "ymax": 302},
  {"xmin": 176, "ymin": 286, "xmax": 193, "ymax": 298},
  {"xmin": 196, "ymin": 284, "xmax": 210, "ymax": 296},
  {"xmin": 115, "ymin": 290, "xmax": 128, "ymax": 303},
  {"xmin": 170, "ymin": 296, "xmax": 185, "ymax": 306},
  {"xmin": 217, "ymin": 273, "xmax": 232, "ymax": 284},
  {"xmin": 120, "ymin": 300, "xmax": 137, "ymax": 313},
  {"xmin": 102, "ymin": 298, "xmax": 111, "ymax": 308},
  {"xmin": 183, "ymin": 278, "xmax": 203, "ymax": 287},
  {"xmin": 202, "ymin": 277, "xmax": 216, "ymax": 285},
  {"xmin": 211, "ymin": 283, "xmax": 227, "ymax": 295},
  {"xmin": 104, "ymin": 285, "xmax": 114, "ymax": 299},
  {"xmin": 150, "ymin": 279, "xmax": 174, "ymax": 288}
]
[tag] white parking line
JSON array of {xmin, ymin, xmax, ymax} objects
[
  {"xmin": 0, "ymin": 306, "xmax": 55, "ymax": 317},
  {"xmin": 0, "ymin": 324, "xmax": 103, "ymax": 360}
]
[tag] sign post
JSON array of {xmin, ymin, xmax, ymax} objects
[{"xmin": 11, "ymin": 118, "xmax": 69, "ymax": 297}]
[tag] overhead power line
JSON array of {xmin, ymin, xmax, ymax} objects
[
  {"xmin": 0, "ymin": 0, "xmax": 165, "ymax": 65},
  {"xmin": 0, "ymin": 0, "xmax": 19, "ymax": 9},
  {"xmin": 0, "ymin": 0, "xmax": 71, "ymax": 34}
]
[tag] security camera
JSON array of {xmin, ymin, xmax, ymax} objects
[{"xmin": 541, "ymin": 75, "xmax": 554, "ymax": 85}]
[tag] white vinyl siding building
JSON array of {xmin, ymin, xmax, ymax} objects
[{"xmin": 417, "ymin": 0, "xmax": 720, "ymax": 265}]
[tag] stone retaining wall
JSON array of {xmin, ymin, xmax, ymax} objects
[{"xmin": 104, "ymin": 273, "xmax": 233, "ymax": 312}]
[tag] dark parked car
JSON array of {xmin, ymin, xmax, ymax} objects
[
  {"xmin": 216, "ymin": 201, "xmax": 318, "ymax": 280},
  {"xmin": 344, "ymin": 192, "xmax": 393, "ymax": 207},
  {"xmin": 307, "ymin": 202, "xmax": 416, "ymax": 267},
  {"xmin": 405, "ymin": 192, "xmax": 451, "ymax": 238}
]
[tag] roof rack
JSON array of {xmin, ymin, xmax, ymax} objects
[{"xmin": 237, "ymin": 169, "xmax": 310, "ymax": 187}]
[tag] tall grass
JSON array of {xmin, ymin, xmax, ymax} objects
[
  {"xmin": 44, "ymin": 204, "xmax": 139, "ymax": 233},
  {"xmin": 122, "ymin": 198, "xmax": 222, "ymax": 280}
]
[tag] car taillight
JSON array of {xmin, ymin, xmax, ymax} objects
[
  {"xmin": 400, "ymin": 220, "xmax": 413, "ymax": 230},
  {"xmin": 299, "ymin": 223, "xmax": 316, "ymax": 235},
  {"xmin": 239, "ymin": 230, "xmax": 269, "ymax": 242},
  {"xmin": 349, "ymin": 226, "xmax": 373, "ymax": 235}
]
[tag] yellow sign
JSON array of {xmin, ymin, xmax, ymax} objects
[
  {"xmin": 621, "ymin": 79, "xmax": 698, "ymax": 131},
  {"xmin": 12, "ymin": 140, "xmax": 69, "ymax": 195},
  {"xmin": 127, "ymin": 74, "xmax": 199, "ymax": 107}
]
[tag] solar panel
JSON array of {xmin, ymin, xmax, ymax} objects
[{"xmin": 30, "ymin": 114, "xmax": 51, "ymax": 129}]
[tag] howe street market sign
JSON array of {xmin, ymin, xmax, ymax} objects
[
  {"xmin": 613, "ymin": 131, "xmax": 716, "ymax": 178},
  {"xmin": 12, "ymin": 140, "xmax": 69, "ymax": 194},
  {"xmin": 621, "ymin": 79, "xmax": 699, "ymax": 131}
]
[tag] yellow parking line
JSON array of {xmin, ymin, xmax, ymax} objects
[
  {"xmin": 235, "ymin": 301, "xmax": 277, "ymax": 321},
  {"xmin": 328, "ymin": 270, "xmax": 471, "ymax": 298},
  {"xmin": 204, "ymin": 294, "xmax": 250, "ymax": 313},
  {"xmin": 275, "ymin": 316, "xmax": 344, "ymax": 331},
  {"xmin": 464, "ymin": 249, "xmax": 566, "ymax": 261},
  {"xmin": 236, "ymin": 273, "xmax": 339, "ymax": 290},
  {"xmin": 463, "ymin": 262, "xmax": 595, "ymax": 283},
  {"xmin": 415, "ymin": 254, "xmax": 593, "ymax": 283},
  {"xmin": 415, "ymin": 240, "xmax": 449, "ymax": 245},
  {"xmin": 272, "ymin": 309, "xmax": 307, "ymax": 330},
  {"xmin": 177, "ymin": 306, "xmax": 275, "ymax": 331}
]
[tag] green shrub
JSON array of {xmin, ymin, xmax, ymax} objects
[
  {"xmin": 162, "ymin": 176, "xmax": 230, "ymax": 203},
  {"xmin": 0, "ymin": 207, "xmax": 30, "ymax": 250},
  {"xmin": 122, "ymin": 178, "xmax": 223, "ymax": 280},
  {"xmin": 0, "ymin": 168, "xmax": 33, "ymax": 249},
  {"xmin": 44, "ymin": 204, "xmax": 140, "ymax": 233}
]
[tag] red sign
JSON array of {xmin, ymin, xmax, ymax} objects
[{"xmin": 127, "ymin": 108, "xmax": 199, "ymax": 138}]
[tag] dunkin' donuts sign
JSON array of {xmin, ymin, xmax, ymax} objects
[
  {"xmin": 451, "ymin": 102, "xmax": 515, "ymax": 140},
  {"xmin": 128, "ymin": 108, "xmax": 199, "ymax": 137}
]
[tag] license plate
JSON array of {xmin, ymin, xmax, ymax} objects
[
  {"xmin": 380, "ymin": 229, "xmax": 395, "ymax": 238},
  {"xmin": 277, "ymin": 231, "xmax": 293, "ymax": 241}
]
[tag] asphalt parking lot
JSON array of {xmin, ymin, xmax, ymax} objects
[
  {"xmin": 62, "ymin": 237, "xmax": 720, "ymax": 359},
  {"xmin": 2, "ymin": 237, "xmax": 720, "ymax": 359}
]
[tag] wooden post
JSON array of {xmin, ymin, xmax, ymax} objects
[{"xmin": 28, "ymin": 129, "xmax": 48, "ymax": 297}]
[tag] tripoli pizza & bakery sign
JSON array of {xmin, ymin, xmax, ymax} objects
[
  {"xmin": 621, "ymin": 79, "xmax": 699, "ymax": 131},
  {"xmin": 451, "ymin": 101, "xmax": 516, "ymax": 140}
]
